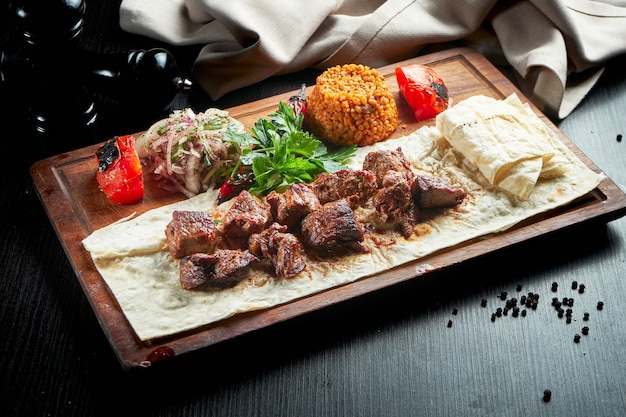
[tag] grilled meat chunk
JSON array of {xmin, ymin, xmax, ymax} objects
[
  {"xmin": 412, "ymin": 174, "xmax": 466, "ymax": 208},
  {"xmin": 266, "ymin": 183, "xmax": 322, "ymax": 229},
  {"xmin": 362, "ymin": 147, "xmax": 414, "ymax": 187},
  {"xmin": 248, "ymin": 223, "xmax": 306, "ymax": 278},
  {"xmin": 373, "ymin": 170, "xmax": 417, "ymax": 238},
  {"xmin": 179, "ymin": 249, "xmax": 259, "ymax": 290},
  {"xmin": 268, "ymin": 232, "xmax": 305, "ymax": 278},
  {"xmin": 221, "ymin": 190, "xmax": 272, "ymax": 248},
  {"xmin": 165, "ymin": 210, "xmax": 216, "ymax": 259},
  {"xmin": 300, "ymin": 197, "xmax": 365, "ymax": 255},
  {"xmin": 310, "ymin": 169, "xmax": 378, "ymax": 205}
]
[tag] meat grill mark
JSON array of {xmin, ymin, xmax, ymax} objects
[
  {"xmin": 300, "ymin": 197, "xmax": 366, "ymax": 255},
  {"xmin": 266, "ymin": 183, "xmax": 322, "ymax": 229},
  {"xmin": 221, "ymin": 190, "xmax": 272, "ymax": 248},
  {"xmin": 412, "ymin": 174, "xmax": 467, "ymax": 208},
  {"xmin": 310, "ymin": 169, "xmax": 378, "ymax": 205},
  {"xmin": 165, "ymin": 210, "xmax": 216, "ymax": 259},
  {"xmin": 179, "ymin": 249, "xmax": 259, "ymax": 290},
  {"xmin": 248, "ymin": 223, "xmax": 306, "ymax": 278},
  {"xmin": 362, "ymin": 147, "xmax": 414, "ymax": 187},
  {"xmin": 373, "ymin": 170, "xmax": 418, "ymax": 238}
]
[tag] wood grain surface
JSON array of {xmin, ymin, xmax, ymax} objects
[{"xmin": 29, "ymin": 47, "xmax": 626, "ymax": 369}]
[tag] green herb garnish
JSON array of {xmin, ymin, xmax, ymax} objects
[{"xmin": 224, "ymin": 101, "xmax": 356, "ymax": 196}]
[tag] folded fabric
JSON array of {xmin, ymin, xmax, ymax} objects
[{"xmin": 119, "ymin": 0, "xmax": 626, "ymax": 119}]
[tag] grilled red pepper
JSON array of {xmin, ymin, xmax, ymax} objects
[
  {"xmin": 95, "ymin": 135, "xmax": 144, "ymax": 204},
  {"xmin": 395, "ymin": 64, "xmax": 448, "ymax": 121},
  {"xmin": 216, "ymin": 165, "xmax": 254, "ymax": 205},
  {"xmin": 288, "ymin": 83, "xmax": 307, "ymax": 116}
]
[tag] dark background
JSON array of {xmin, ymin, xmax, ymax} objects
[{"xmin": 2, "ymin": 1, "xmax": 626, "ymax": 417}]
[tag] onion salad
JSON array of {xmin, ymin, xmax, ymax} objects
[{"xmin": 135, "ymin": 108, "xmax": 245, "ymax": 198}]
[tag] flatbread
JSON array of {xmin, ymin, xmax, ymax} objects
[
  {"xmin": 82, "ymin": 94, "xmax": 604, "ymax": 341},
  {"xmin": 436, "ymin": 93, "xmax": 571, "ymax": 200}
]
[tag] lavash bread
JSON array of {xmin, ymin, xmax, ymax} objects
[
  {"xmin": 436, "ymin": 94, "xmax": 571, "ymax": 200},
  {"xmin": 82, "ymin": 94, "xmax": 604, "ymax": 341}
]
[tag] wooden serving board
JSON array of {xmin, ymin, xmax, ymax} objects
[{"xmin": 30, "ymin": 47, "xmax": 626, "ymax": 370}]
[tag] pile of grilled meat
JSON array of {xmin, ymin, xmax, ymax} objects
[{"xmin": 165, "ymin": 147, "xmax": 467, "ymax": 291}]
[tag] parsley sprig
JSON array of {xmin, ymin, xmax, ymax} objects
[{"xmin": 224, "ymin": 102, "xmax": 356, "ymax": 196}]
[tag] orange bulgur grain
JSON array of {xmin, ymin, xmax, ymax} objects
[{"xmin": 305, "ymin": 64, "xmax": 399, "ymax": 147}]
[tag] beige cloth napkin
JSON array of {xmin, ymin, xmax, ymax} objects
[{"xmin": 120, "ymin": 0, "xmax": 626, "ymax": 119}]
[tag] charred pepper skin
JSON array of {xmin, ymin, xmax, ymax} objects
[
  {"xmin": 96, "ymin": 138, "xmax": 120, "ymax": 172},
  {"xmin": 95, "ymin": 135, "xmax": 145, "ymax": 204}
]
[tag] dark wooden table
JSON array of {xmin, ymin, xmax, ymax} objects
[{"xmin": 2, "ymin": 2, "xmax": 626, "ymax": 416}]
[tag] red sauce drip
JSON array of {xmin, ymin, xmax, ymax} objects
[{"xmin": 146, "ymin": 346, "xmax": 175, "ymax": 363}]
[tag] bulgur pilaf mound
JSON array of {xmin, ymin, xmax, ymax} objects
[{"xmin": 305, "ymin": 64, "xmax": 399, "ymax": 147}]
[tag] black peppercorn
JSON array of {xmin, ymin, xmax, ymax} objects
[
  {"xmin": 578, "ymin": 284, "xmax": 585, "ymax": 294},
  {"xmin": 571, "ymin": 280, "xmax": 578, "ymax": 290},
  {"xmin": 574, "ymin": 334, "xmax": 581, "ymax": 343},
  {"xmin": 447, "ymin": 320, "xmax": 452, "ymax": 328},
  {"xmin": 543, "ymin": 389, "xmax": 552, "ymax": 402},
  {"xmin": 583, "ymin": 312, "xmax": 590, "ymax": 321},
  {"xmin": 582, "ymin": 326, "xmax": 589, "ymax": 335},
  {"xmin": 597, "ymin": 301, "xmax": 604, "ymax": 311}
]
